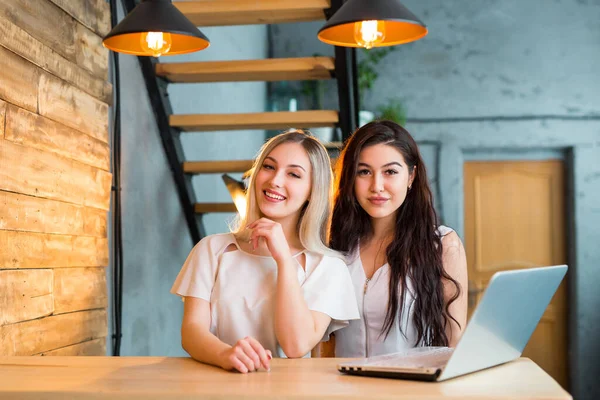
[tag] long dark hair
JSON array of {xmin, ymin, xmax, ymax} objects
[{"xmin": 330, "ymin": 121, "xmax": 461, "ymax": 346}]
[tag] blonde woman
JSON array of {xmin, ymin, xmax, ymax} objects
[{"xmin": 171, "ymin": 130, "xmax": 359, "ymax": 373}]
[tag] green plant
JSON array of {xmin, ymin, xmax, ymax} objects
[
  {"xmin": 357, "ymin": 47, "xmax": 396, "ymax": 105},
  {"xmin": 376, "ymin": 98, "xmax": 407, "ymax": 126}
]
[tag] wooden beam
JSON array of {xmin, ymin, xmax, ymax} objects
[
  {"xmin": 0, "ymin": 309, "xmax": 107, "ymax": 356},
  {"xmin": 0, "ymin": 231, "xmax": 108, "ymax": 270},
  {"xmin": 0, "ymin": 191, "xmax": 107, "ymax": 237},
  {"xmin": 156, "ymin": 57, "xmax": 335, "ymax": 83},
  {"xmin": 184, "ymin": 160, "xmax": 254, "ymax": 174},
  {"xmin": 171, "ymin": 110, "xmax": 339, "ymax": 132},
  {"xmin": 53, "ymin": 267, "xmax": 107, "ymax": 314},
  {"xmin": 0, "ymin": 139, "xmax": 112, "ymax": 210},
  {"xmin": 0, "ymin": 18, "xmax": 112, "ymax": 104},
  {"xmin": 46, "ymin": 0, "xmax": 111, "ymax": 37},
  {"xmin": 0, "ymin": 0, "xmax": 108, "ymax": 79},
  {"xmin": 0, "ymin": 99, "xmax": 5, "ymax": 137},
  {"xmin": 0, "ymin": 269, "xmax": 54, "ymax": 325},
  {"xmin": 194, "ymin": 203, "xmax": 238, "ymax": 214},
  {"xmin": 0, "ymin": 46, "xmax": 40, "ymax": 112},
  {"xmin": 174, "ymin": 0, "xmax": 330, "ymax": 27},
  {"xmin": 38, "ymin": 337, "xmax": 106, "ymax": 356},
  {"xmin": 5, "ymin": 104, "xmax": 110, "ymax": 171},
  {"xmin": 38, "ymin": 73, "xmax": 109, "ymax": 144}
]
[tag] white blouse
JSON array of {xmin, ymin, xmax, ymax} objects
[
  {"xmin": 335, "ymin": 226, "xmax": 454, "ymax": 358},
  {"xmin": 171, "ymin": 233, "xmax": 360, "ymax": 358}
]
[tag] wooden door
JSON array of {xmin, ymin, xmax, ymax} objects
[{"xmin": 464, "ymin": 160, "xmax": 568, "ymax": 388}]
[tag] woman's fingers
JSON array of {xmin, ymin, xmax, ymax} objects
[
  {"xmin": 250, "ymin": 227, "xmax": 272, "ymax": 250},
  {"xmin": 234, "ymin": 345, "xmax": 257, "ymax": 372},
  {"xmin": 239, "ymin": 339, "xmax": 262, "ymax": 370},
  {"xmin": 246, "ymin": 337, "xmax": 271, "ymax": 370},
  {"xmin": 230, "ymin": 357, "xmax": 249, "ymax": 374}
]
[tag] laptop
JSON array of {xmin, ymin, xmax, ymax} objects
[{"xmin": 338, "ymin": 264, "xmax": 568, "ymax": 381}]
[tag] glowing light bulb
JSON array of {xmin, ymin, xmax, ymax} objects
[
  {"xmin": 140, "ymin": 32, "xmax": 172, "ymax": 57},
  {"xmin": 354, "ymin": 20, "xmax": 386, "ymax": 49}
]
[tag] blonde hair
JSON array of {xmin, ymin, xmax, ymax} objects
[{"xmin": 232, "ymin": 130, "xmax": 338, "ymax": 257}]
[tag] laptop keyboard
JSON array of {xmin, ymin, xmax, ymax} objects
[{"xmin": 363, "ymin": 347, "xmax": 454, "ymax": 368}]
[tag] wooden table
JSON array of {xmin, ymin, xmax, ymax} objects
[{"xmin": 0, "ymin": 356, "xmax": 571, "ymax": 399}]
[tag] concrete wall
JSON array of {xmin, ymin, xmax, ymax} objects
[
  {"xmin": 272, "ymin": 1, "xmax": 600, "ymax": 398},
  {"xmin": 108, "ymin": 2, "xmax": 268, "ymax": 357}
]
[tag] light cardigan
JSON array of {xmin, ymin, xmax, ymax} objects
[{"xmin": 335, "ymin": 226, "xmax": 455, "ymax": 357}]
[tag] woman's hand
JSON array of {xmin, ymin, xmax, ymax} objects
[
  {"xmin": 248, "ymin": 218, "xmax": 293, "ymax": 264},
  {"xmin": 218, "ymin": 337, "xmax": 272, "ymax": 373}
]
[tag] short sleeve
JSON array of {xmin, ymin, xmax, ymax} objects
[
  {"xmin": 170, "ymin": 234, "xmax": 231, "ymax": 301},
  {"xmin": 301, "ymin": 255, "xmax": 360, "ymax": 340},
  {"xmin": 437, "ymin": 225, "xmax": 455, "ymax": 238}
]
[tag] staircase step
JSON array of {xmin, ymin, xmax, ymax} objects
[
  {"xmin": 184, "ymin": 156, "xmax": 339, "ymax": 175},
  {"xmin": 324, "ymin": 141, "xmax": 342, "ymax": 149},
  {"xmin": 171, "ymin": 110, "xmax": 339, "ymax": 132},
  {"xmin": 156, "ymin": 57, "xmax": 335, "ymax": 83},
  {"xmin": 195, "ymin": 203, "xmax": 237, "ymax": 213},
  {"xmin": 174, "ymin": 0, "xmax": 330, "ymax": 27},
  {"xmin": 184, "ymin": 160, "xmax": 254, "ymax": 174}
]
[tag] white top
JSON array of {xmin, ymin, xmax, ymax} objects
[
  {"xmin": 171, "ymin": 233, "xmax": 360, "ymax": 358},
  {"xmin": 335, "ymin": 226, "xmax": 454, "ymax": 358}
]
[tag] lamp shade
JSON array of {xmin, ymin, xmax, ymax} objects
[
  {"xmin": 222, "ymin": 174, "xmax": 247, "ymax": 217},
  {"xmin": 103, "ymin": 0, "xmax": 210, "ymax": 57},
  {"xmin": 318, "ymin": 0, "xmax": 427, "ymax": 49}
]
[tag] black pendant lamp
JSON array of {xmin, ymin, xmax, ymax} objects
[
  {"xmin": 103, "ymin": 0, "xmax": 210, "ymax": 57},
  {"xmin": 318, "ymin": 0, "xmax": 427, "ymax": 49}
]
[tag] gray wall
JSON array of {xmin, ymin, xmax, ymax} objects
[
  {"xmin": 271, "ymin": 1, "xmax": 600, "ymax": 398},
  {"xmin": 108, "ymin": 2, "xmax": 268, "ymax": 357}
]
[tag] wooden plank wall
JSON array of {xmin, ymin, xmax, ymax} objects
[{"xmin": 0, "ymin": 0, "xmax": 111, "ymax": 356}]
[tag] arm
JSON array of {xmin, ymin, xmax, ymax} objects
[
  {"xmin": 181, "ymin": 296, "xmax": 271, "ymax": 373},
  {"xmin": 274, "ymin": 256, "xmax": 332, "ymax": 358},
  {"xmin": 441, "ymin": 231, "xmax": 468, "ymax": 347},
  {"xmin": 249, "ymin": 218, "xmax": 331, "ymax": 358}
]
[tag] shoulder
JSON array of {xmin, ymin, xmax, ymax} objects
[
  {"xmin": 438, "ymin": 229, "xmax": 466, "ymax": 277},
  {"xmin": 309, "ymin": 252, "xmax": 349, "ymax": 274},
  {"xmin": 191, "ymin": 233, "xmax": 237, "ymax": 256},
  {"xmin": 436, "ymin": 225, "xmax": 455, "ymax": 238}
]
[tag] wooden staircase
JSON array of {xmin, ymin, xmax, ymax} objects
[{"xmin": 124, "ymin": 0, "xmax": 357, "ymax": 243}]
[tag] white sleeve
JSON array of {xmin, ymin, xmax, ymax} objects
[
  {"xmin": 301, "ymin": 256, "xmax": 361, "ymax": 341},
  {"xmin": 170, "ymin": 235, "xmax": 221, "ymax": 302}
]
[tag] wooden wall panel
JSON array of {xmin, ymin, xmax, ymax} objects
[
  {"xmin": 0, "ymin": 191, "xmax": 107, "ymax": 237},
  {"xmin": 38, "ymin": 73, "xmax": 109, "ymax": 143},
  {"xmin": 0, "ymin": 0, "xmax": 110, "ymax": 356},
  {"xmin": 0, "ymin": 139, "xmax": 111, "ymax": 210},
  {"xmin": 0, "ymin": 191, "xmax": 85, "ymax": 235},
  {"xmin": 46, "ymin": 0, "xmax": 110, "ymax": 37},
  {"xmin": 75, "ymin": 23, "xmax": 109, "ymax": 80},
  {"xmin": 0, "ymin": 269, "xmax": 54, "ymax": 325},
  {"xmin": 0, "ymin": 231, "xmax": 108, "ymax": 270},
  {"xmin": 5, "ymin": 104, "xmax": 110, "ymax": 171},
  {"xmin": 0, "ymin": 309, "xmax": 107, "ymax": 356},
  {"xmin": 53, "ymin": 268, "xmax": 107, "ymax": 314},
  {"xmin": 0, "ymin": 99, "xmax": 5, "ymax": 137},
  {"xmin": 0, "ymin": 46, "xmax": 39, "ymax": 112},
  {"xmin": 0, "ymin": 0, "xmax": 108, "ymax": 79},
  {"xmin": 39, "ymin": 338, "xmax": 106, "ymax": 356},
  {"xmin": 0, "ymin": 19, "xmax": 112, "ymax": 103},
  {"xmin": 83, "ymin": 208, "xmax": 108, "ymax": 238}
]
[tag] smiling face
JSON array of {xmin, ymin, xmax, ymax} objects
[
  {"xmin": 354, "ymin": 143, "xmax": 415, "ymax": 224},
  {"xmin": 254, "ymin": 141, "xmax": 312, "ymax": 224}
]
